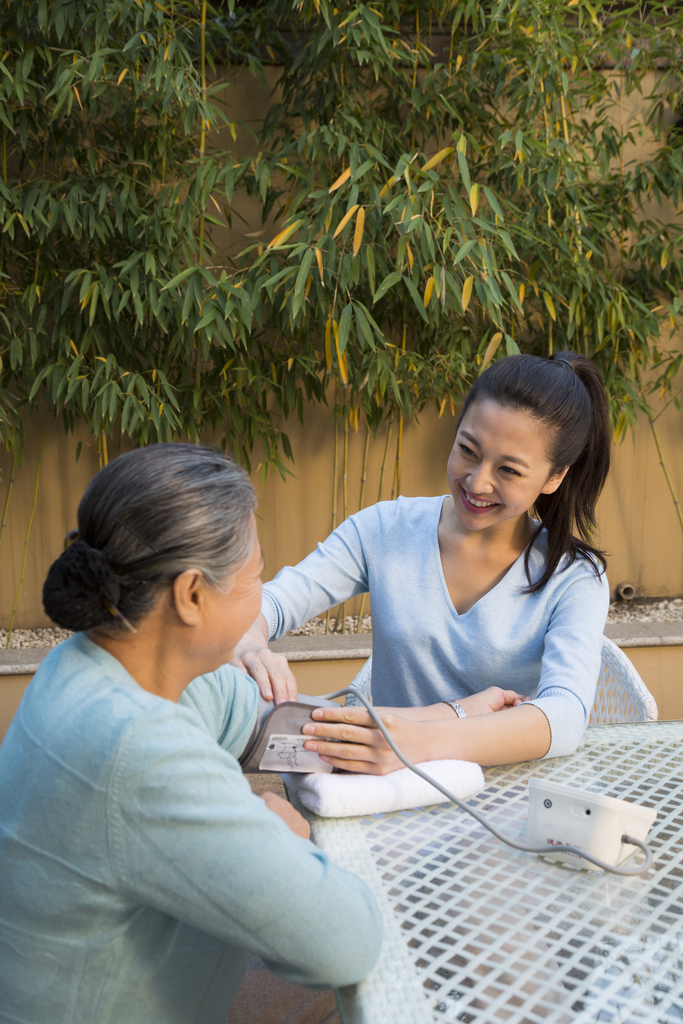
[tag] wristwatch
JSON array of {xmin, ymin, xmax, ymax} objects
[{"xmin": 442, "ymin": 700, "xmax": 467, "ymax": 719}]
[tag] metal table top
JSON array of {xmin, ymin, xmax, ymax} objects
[{"xmin": 306, "ymin": 721, "xmax": 683, "ymax": 1024}]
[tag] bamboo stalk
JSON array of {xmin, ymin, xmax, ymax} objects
[
  {"xmin": 393, "ymin": 416, "xmax": 404, "ymax": 498},
  {"xmin": 102, "ymin": 431, "xmax": 109, "ymax": 466},
  {"xmin": 377, "ymin": 415, "xmax": 393, "ymax": 503},
  {"xmin": 325, "ymin": 392, "xmax": 340, "ymax": 635},
  {"xmin": 648, "ymin": 414, "xmax": 683, "ymax": 535},
  {"xmin": 0, "ymin": 450, "xmax": 15, "ymax": 563},
  {"xmin": 195, "ymin": 0, "xmax": 208, "ymax": 405},
  {"xmin": 6, "ymin": 417, "xmax": 48, "ymax": 647},
  {"xmin": 356, "ymin": 422, "xmax": 371, "ymax": 633},
  {"xmin": 338, "ymin": 404, "xmax": 350, "ymax": 633},
  {"xmin": 97, "ymin": 431, "xmax": 103, "ymax": 471}
]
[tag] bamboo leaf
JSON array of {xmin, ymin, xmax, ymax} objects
[
  {"xmin": 315, "ymin": 247, "xmax": 324, "ymax": 284},
  {"xmin": 422, "ymin": 147, "xmax": 453, "ymax": 172},
  {"xmin": 543, "ymin": 291, "xmax": 557, "ymax": 321},
  {"xmin": 481, "ymin": 332, "xmax": 503, "ymax": 372},
  {"xmin": 325, "ymin": 318, "xmax": 333, "ymax": 371},
  {"xmin": 267, "ymin": 219, "xmax": 305, "ymax": 249},
  {"xmin": 423, "ymin": 276, "xmax": 435, "ymax": 308},
  {"xmin": 402, "ymin": 275, "xmax": 428, "ymax": 323},
  {"xmin": 338, "ymin": 302, "xmax": 353, "ymax": 354},
  {"xmin": 329, "ymin": 167, "xmax": 352, "ymax": 193},
  {"xmin": 461, "ymin": 275, "xmax": 474, "ymax": 313},
  {"xmin": 352, "ymin": 207, "xmax": 365, "ymax": 257},
  {"xmin": 469, "ymin": 184, "xmax": 479, "ymax": 217},
  {"xmin": 333, "ymin": 205, "xmax": 360, "ymax": 239},
  {"xmin": 373, "ymin": 270, "xmax": 401, "ymax": 304}
]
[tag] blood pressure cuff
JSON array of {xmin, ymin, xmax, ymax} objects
[{"xmin": 239, "ymin": 693, "xmax": 341, "ymax": 774}]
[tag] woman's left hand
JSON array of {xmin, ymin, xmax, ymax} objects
[{"xmin": 301, "ymin": 706, "xmax": 425, "ymax": 775}]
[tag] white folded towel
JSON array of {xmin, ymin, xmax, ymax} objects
[{"xmin": 281, "ymin": 760, "xmax": 485, "ymax": 818}]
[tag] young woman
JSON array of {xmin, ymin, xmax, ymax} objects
[
  {"xmin": 234, "ymin": 352, "xmax": 611, "ymax": 772},
  {"xmin": 0, "ymin": 445, "xmax": 381, "ymax": 1024}
]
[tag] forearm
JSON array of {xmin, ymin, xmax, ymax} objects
[
  {"xmin": 408, "ymin": 703, "xmax": 551, "ymax": 766},
  {"xmin": 233, "ymin": 613, "xmax": 269, "ymax": 657}
]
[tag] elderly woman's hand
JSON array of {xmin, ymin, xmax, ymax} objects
[{"xmin": 261, "ymin": 791, "xmax": 311, "ymax": 840}]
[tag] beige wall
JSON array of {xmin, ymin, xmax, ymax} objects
[{"xmin": 0, "ymin": 392, "xmax": 682, "ymax": 630}]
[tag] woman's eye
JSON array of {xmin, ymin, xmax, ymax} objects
[
  {"xmin": 459, "ymin": 444, "xmax": 475, "ymax": 457},
  {"xmin": 500, "ymin": 466, "xmax": 520, "ymax": 476}
]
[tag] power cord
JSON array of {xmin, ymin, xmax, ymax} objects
[{"xmin": 319, "ymin": 685, "xmax": 654, "ymax": 877}]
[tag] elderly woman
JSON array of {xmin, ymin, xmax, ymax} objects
[{"xmin": 0, "ymin": 444, "xmax": 381, "ymax": 1024}]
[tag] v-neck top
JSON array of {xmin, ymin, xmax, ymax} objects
[{"xmin": 262, "ymin": 495, "xmax": 610, "ymax": 758}]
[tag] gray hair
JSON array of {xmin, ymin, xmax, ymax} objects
[{"xmin": 42, "ymin": 444, "xmax": 257, "ymax": 633}]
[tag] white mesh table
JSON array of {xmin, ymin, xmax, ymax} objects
[{"xmin": 305, "ymin": 721, "xmax": 683, "ymax": 1024}]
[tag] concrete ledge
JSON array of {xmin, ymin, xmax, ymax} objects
[
  {"xmin": 0, "ymin": 649, "xmax": 50, "ymax": 676},
  {"xmin": 0, "ymin": 624, "xmax": 680, "ymax": 677},
  {"xmin": 604, "ymin": 622, "xmax": 683, "ymax": 648},
  {"xmin": 270, "ymin": 634, "xmax": 373, "ymax": 662}
]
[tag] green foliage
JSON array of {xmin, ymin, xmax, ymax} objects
[
  {"xmin": 239, "ymin": 0, "xmax": 683, "ymax": 439},
  {"xmin": 0, "ymin": 0, "xmax": 682, "ymax": 471},
  {"xmin": 0, "ymin": 0, "xmax": 293, "ymax": 470}
]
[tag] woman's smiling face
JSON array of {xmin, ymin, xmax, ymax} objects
[{"xmin": 447, "ymin": 399, "xmax": 569, "ymax": 533}]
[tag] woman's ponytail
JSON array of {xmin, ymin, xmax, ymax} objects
[{"xmin": 460, "ymin": 351, "xmax": 611, "ymax": 592}]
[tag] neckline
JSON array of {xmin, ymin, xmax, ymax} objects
[{"xmin": 434, "ymin": 495, "xmax": 538, "ymax": 618}]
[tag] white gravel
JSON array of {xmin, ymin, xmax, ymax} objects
[{"xmin": 0, "ymin": 600, "xmax": 681, "ymax": 649}]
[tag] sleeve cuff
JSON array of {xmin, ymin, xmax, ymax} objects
[
  {"xmin": 261, "ymin": 591, "xmax": 281, "ymax": 642},
  {"xmin": 527, "ymin": 690, "xmax": 587, "ymax": 759}
]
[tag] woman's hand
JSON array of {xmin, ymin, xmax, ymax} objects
[
  {"xmin": 231, "ymin": 613, "xmax": 298, "ymax": 704},
  {"xmin": 457, "ymin": 687, "xmax": 529, "ymax": 717},
  {"xmin": 261, "ymin": 791, "xmax": 311, "ymax": 839},
  {"xmin": 301, "ymin": 706, "xmax": 426, "ymax": 775}
]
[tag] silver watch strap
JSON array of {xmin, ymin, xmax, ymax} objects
[{"xmin": 442, "ymin": 700, "xmax": 467, "ymax": 719}]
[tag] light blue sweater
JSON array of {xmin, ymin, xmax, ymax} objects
[
  {"xmin": 262, "ymin": 496, "xmax": 610, "ymax": 758},
  {"xmin": 0, "ymin": 633, "xmax": 382, "ymax": 1024}
]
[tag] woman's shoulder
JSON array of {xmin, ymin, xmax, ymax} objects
[
  {"xmin": 528, "ymin": 528, "xmax": 610, "ymax": 600},
  {"xmin": 349, "ymin": 494, "xmax": 446, "ymax": 534}
]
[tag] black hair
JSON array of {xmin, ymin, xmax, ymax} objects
[
  {"xmin": 459, "ymin": 351, "xmax": 610, "ymax": 593},
  {"xmin": 43, "ymin": 444, "xmax": 257, "ymax": 633}
]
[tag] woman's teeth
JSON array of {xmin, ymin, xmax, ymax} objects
[{"xmin": 466, "ymin": 492, "xmax": 497, "ymax": 508}]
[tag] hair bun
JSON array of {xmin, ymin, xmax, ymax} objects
[{"xmin": 43, "ymin": 539, "xmax": 121, "ymax": 631}]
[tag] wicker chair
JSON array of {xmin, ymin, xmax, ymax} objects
[
  {"xmin": 589, "ymin": 635, "xmax": 658, "ymax": 724},
  {"xmin": 346, "ymin": 636, "xmax": 658, "ymax": 725}
]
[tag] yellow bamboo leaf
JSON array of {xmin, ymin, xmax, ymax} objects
[
  {"xmin": 439, "ymin": 397, "xmax": 447, "ymax": 418},
  {"xmin": 543, "ymin": 291, "xmax": 557, "ymax": 321},
  {"xmin": 422, "ymin": 147, "xmax": 454, "ymax": 172},
  {"xmin": 481, "ymin": 332, "xmax": 503, "ymax": 372},
  {"xmin": 352, "ymin": 206, "xmax": 365, "ymax": 257},
  {"xmin": 329, "ymin": 167, "xmax": 352, "ymax": 193},
  {"xmin": 518, "ymin": 283, "xmax": 525, "ymax": 305},
  {"xmin": 333, "ymin": 321, "xmax": 349, "ymax": 385},
  {"xmin": 324, "ymin": 318, "xmax": 333, "ymax": 371},
  {"xmin": 379, "ymin": 175, "xmax": 396, "ymax": 198},
  {"xmin": 70, "ymin": 339, "xmax": 79, "ymax": 356},
  {"xmin": 457, "ymin": 134, "xmax": 467, "ymax": 154},
  {"xmin": 406, "ymin": 242, "xmax": 414, "ymax": 274},
  {"xmin": 287, "ymin": 357, "xmax": 294, "ymax": 370},
  {"xmin": 469, "ymin": 183, "xmax": 479, "ymax": 216},
  {"xmin": 660, "ymin": 249, "xmax": 669, "ymax": 270},
  {"xmin": 304, "ymin": 274, "xmax": 312, "ymax": 301},
  {"xmin": 461, "ymin": 275, "xmax": 474, "ymax": 313},
  {"xmin": 315, "ymin": 247, "xmax": 324, "ymax": 284},
  {"xmin": 423, "ymin": 276, "xmax": 435, "ymax": 307},
  {"xmin": 266, "ymin": 218, "xmax": 304, "ymax": 249},
  {"xmin": 586, "ymin": 250, "xmax": 593, "ymax": 260},
  {"xmin": 455, "ymin": 54, "xmax": 463, "ymax": 72},
  {"xmin": 333, "ymin": 204, "xmax": 360, "ymax": 239},
  {"xmin": 117, "ymin": 67, "xmax": 129, "ymax": 86}
]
